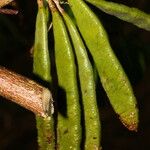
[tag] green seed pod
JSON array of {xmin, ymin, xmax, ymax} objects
[
  {"xmin": 68, "ymin": 0, "xmax": 138, "ymax": 131},
  {"xmin": 33, "ymin": 1, "xmax": 55, "ymax": 149},
  {"xmin": 36, "ymin": 115, "xmax": 55, "ymax": 150},
  {"xmin": 62, "ymin": 12, "xmax": 101, "ymax": 150},
  {"xmin": 52, "ymin": 6, "xmax": 81, "ymax": 150},
  {"xmin": 33, "ymin": 0, "xmax": 51, "ymax": 82}
]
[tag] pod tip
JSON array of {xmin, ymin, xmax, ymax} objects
[{"xmin": 119, "ymin": 111, "xmax": 138, "ymax": 131}]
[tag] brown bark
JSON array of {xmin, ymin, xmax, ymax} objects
[
  {"xmin": 0, "ymin": 67, "xmax": 53, "ymax": 117},
  {"xmin": 0, "ymin": 8, "xmax": 18, "ymax": 15},
  {"xmin": 0, "ymin": 0, "xmax": 14, "ymax": 8}
]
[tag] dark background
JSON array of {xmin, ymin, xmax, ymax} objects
[{"xmin": 0, "ymin": 0, "xmax": 150, "ymax": 149}]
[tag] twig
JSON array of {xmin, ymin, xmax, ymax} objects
[
  {"xmin": 47, "ymin": 0, "xmax": 64, "ymax": 13},
  {"xmin": 0, "ymin": 8, "xmax": 18, "ymax": 15},
  {"xmin": 0, "ymin": 67, "xmax": 54, "ymax": 117},
  {"xmin": 0, "ymin": 0, "xmax": 14, "ymax": 8}
]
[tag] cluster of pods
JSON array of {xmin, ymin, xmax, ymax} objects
[{"xmin": 33, "ymin": 0, "xmax": 150, "ymax": 149}]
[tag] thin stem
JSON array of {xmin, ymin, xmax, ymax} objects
[
  {"xmin": 53, "ymin": 0, "xmax": 64, "ymax": 13},
  {"xmin": 0, "ymin": 8, "xmax": 18, "ymax": 15},
  {"xmin": 37, "ymin": 0, "xmax": 44, "ymax": 8},
  {"xmin": 48, "ymin": 0, "xmax": 64, "ymax": 13}
]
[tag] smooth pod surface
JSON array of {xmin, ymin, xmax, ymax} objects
[{"xmin": 33, "ymin": 2, "xmax": 51, "ymax": 81}]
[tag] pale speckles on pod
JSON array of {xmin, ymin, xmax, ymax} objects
[
  {"xmin": 68, "ymin": 0, "xmax": 138, "ymax": 131},
  {"xmin": 120, "ymin": 111, "xmax": 138, "ymax": 131}
]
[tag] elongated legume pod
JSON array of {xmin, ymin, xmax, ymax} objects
[
  {"xmin": 33, "ymin": 0, "xmax": 51, "ymax": 81},
  {"xmin": 62, "ymin": 12, "xmax": 101, "ymax": 150},
  {"xmin": 68, "ymin": 0, "xmax": 138, "ymax": 131},
  {"xmin": 33, "ymin": 1, "xmax": 55, "ymax": 149},
  {"xmin": 86, "ymin": 0, "xmax": 150, "ymax": 31},
  {"xmin": 50, "ymin": 3, "xmax": 81, "ymax": 150}
]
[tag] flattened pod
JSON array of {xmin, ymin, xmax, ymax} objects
[
  {"xmin": 62, "ymin": 12, "xmax": 101, "ymax": 149},
  {"xmin": 68, "ymin": 0, "xmax": 138, "ymax": 131},
  {"xmin": 52, "ymin": 6, "xmax": 81, "ymax": 150}
]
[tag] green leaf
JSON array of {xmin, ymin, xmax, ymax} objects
[{"xmin": 86, "ymin": 0, "xmax": 150, "ymax": 31}]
